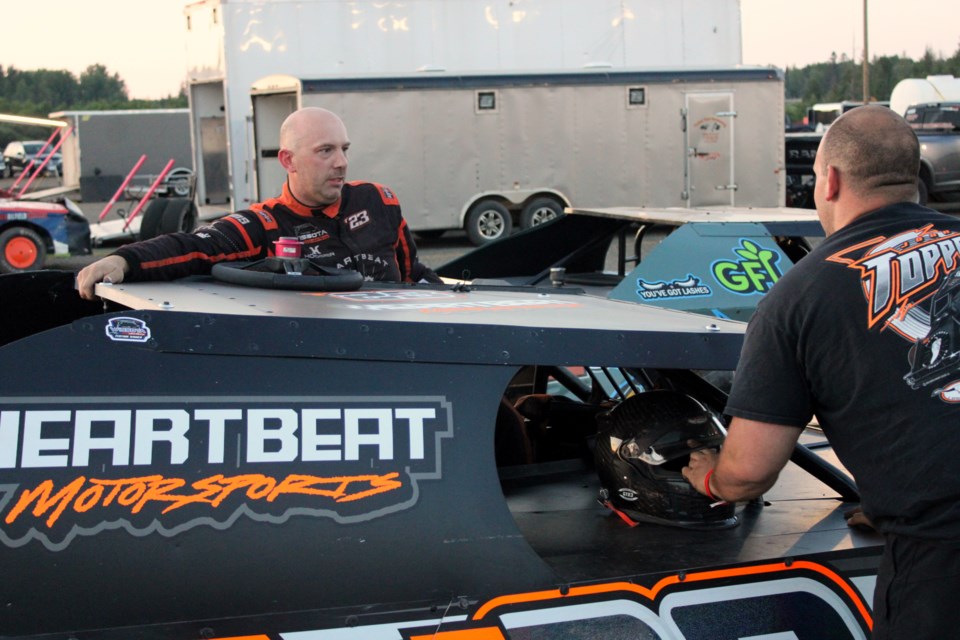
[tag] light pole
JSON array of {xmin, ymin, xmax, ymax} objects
[{"xmin": 862, "ymin": 0, "xmax": 870, "ymax": 102}]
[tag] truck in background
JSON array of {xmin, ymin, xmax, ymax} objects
[
  {"xmin": 904, "ymin": 101, "xmax": 960, "ymax": 204},
  {"xmin": 183, "ymin": 0, "xmax": 746, "ymax": 216},
  {"xmin": 251, "ymin": 68, "xmax": 786, "ymax": 244}
]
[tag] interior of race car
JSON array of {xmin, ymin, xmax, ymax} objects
[
  {"xmin": 494, "ymin": 365, "xmax": 729, "ymax": 472},
  {"xmin": 489, "ymin": 363, "xmax": 864, "ymax": 580}
]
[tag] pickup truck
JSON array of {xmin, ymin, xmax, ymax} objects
[
  {"xmin": 904, "ymin": 102, "xmax": 960, "ymax": 204},
  {"xmin": 785, "ymin": 102, "xmax": 960, "ymax": 208}
]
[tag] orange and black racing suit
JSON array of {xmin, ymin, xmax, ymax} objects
[{"xmin": 113, "ymin": 180, "xmax": 440, "ymax": 283}]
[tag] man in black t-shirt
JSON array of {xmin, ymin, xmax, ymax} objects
[
  {"xmin": 77, "ymin": 107, "xmax": 439, "ymax": 300},
  {"xmin": 682, "ymin": 105, "xmax": 960, "ymax": 638}
]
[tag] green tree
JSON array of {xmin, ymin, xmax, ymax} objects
[{"xmin": 78, "ymin": 64, "xmax": 127, "ymax": 104}]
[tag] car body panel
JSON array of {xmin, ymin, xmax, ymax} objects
[
  {"xmin": 438, "ymin": 206, "xmax": 824, "ymax": 321},
  {"xmin": 0, "ymin": 269, "xmax": 877, "ymax": 640}
]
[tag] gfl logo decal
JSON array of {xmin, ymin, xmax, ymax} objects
[{"xmin": 711, "ymin": 239, "xmax": 783, "ymax": 295}]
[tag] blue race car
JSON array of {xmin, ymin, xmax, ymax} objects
[{"xmin": 0, "ymin": 197, "xmax": 91, "ymax": 273}]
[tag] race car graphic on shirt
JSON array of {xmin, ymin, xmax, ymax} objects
[{"xmin": 827, "ymin": 224, "xmax": 960, "ymax": 394}]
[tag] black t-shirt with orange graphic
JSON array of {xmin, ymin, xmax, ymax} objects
[
  {"xmin": 725, "ymin": 202, "xmax": 960, "ymax": 539},
  {"xmin": 114, "ymin": 181, "xmax": 438, "ymax": 283}
]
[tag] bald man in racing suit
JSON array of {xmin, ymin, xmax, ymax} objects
[{"xmin": 77, "ymin": 107, "xmax": 439, "ymax": 299}]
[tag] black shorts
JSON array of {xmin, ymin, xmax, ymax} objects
[{"xmin": 872, "ymin": 534, "xmax": 960, "ymax": 639}]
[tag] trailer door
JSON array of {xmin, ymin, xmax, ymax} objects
[
  {"xmin": 252, "ymin": 91, "xmax": 299, "ymax": 202},
  {"xmin": 683, "ymin": 93, "xmax": 735, "ymax": 206}
]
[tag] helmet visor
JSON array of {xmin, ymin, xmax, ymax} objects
[{"xmin": 618, "ymin": 415, "xmax": 725, "ymax": 466}]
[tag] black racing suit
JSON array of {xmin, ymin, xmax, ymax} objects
[{"xmin": 114, "ymin": 181, "xmax": 440, "ymax": 283}]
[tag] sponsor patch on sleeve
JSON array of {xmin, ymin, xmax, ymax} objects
[{"xmin": 373, "ymin": 183, "xmax": 400, "ymax": 206}]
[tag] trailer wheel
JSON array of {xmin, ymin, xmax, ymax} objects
[
  {"xmin": 139, "ymin": 199, "xmax": 197, "ymax": 239},
  {"xmin": 139, "ymin": 199, "xmax": 168, "ymax": 240},
  {"xmin": 520, "ymin": 197, "xmax": 563, "ymax": 229},
  {"xmin": 466, "ymin": 200, "xmax": 512, "ymax": 245},
  {"xmin": 0, "ymin": 227, "xmax": 45, "ymax": 273},
  {"xmin": 159, "ymin": 199, "xmax": 198, "ymax": 235},
  {"xmin": 166, "ymin": 167, "xmax": 194, "ymax": 197}
]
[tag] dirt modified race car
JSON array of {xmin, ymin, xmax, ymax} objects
[
  {"xmin": 0, "ymin": 244, "xmax": 879, "ymax": 640},
  {"xmin": 0, "ymin": 197, "xmax": 91, "ymax": 273}
]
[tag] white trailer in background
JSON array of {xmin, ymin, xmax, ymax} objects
[
  {"xmin": 250, "ymin": 67, "xmax": 785, "ymax": 244},
  {"xmin": 183, "ymin": 0, "xmax": 745, "ymax": 212},
  {"xmin": 890, "ymin": 75, "xmax": 960, "ymax": 116}
]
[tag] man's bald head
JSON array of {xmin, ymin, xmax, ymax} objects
[
  {"xmin": 279, "ymin": 107, "xmax": 346, "ymax": 153},
  {"xmin": 819, "ymin": 105, "xmax": 919, "ymax": 201},
  {"xmin": 277, "ymin": 107, "xmax": 350, "ymax": 206}
]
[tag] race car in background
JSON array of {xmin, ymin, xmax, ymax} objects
[{"xmin": 0, "ymin": 197, "xmax": 91, "ymax": 273}]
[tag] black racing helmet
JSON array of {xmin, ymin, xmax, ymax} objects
[{"xmin": 595, "ymin": 390, "xmax": 738, "ymax": 530}]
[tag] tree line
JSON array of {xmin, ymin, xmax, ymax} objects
[
  {"xmin": 0, "ymin": 64, "xmax": 186, "ymax": 149},
  {"xmin": 2, "ymin": 46, "xmax": 959, "ymax": 148},
  {"xmin": 784, "ymin": 45, "xmax": 960, "ymax": 122}
]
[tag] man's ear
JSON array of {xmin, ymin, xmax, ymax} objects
[
  {"xmin": 825, "ymin": 165, "xmax": 841, "ymax": 201},
  {"xmin": 278, "ymin": 148, "xmax": 295, "ymax": 172}
]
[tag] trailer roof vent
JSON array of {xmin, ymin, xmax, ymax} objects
[
  {"xmin": 476, "ymin": 90, "xmax": 498, "ymax": 114},
  {"xmin": 627, "ymin": 86, "xmax": 647, "ymax": 109}
]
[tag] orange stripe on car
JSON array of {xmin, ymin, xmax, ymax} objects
[{"xmin": 472, "ymin": 560, "xmax": 873, "ymax": 630}]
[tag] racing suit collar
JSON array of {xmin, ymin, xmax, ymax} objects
[{"xmin": 281, "ymin": 180, "xmax": 342, "ymax": 219}]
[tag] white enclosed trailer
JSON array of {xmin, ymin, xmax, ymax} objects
[
  {"xmin": 184, "ymin": 0, "xmax": 744, "ymax": 212},
  {"xmin": 250, "ymin": 67, "xmax": 785, "ymax": 243},
  {"xmin": 890, "ymin": 75, "xmax": 960, "ymax": 116}
]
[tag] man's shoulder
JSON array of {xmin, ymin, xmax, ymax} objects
[{"xmin": 345, "ymin": 181, "xmax": 401, "ymax": 207}]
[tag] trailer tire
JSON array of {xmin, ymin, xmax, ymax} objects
[
  {"xmin": 139, "ymin": 199, "xmax": 168, "ymax": 240},
  {"xmin": 159, "ymin": 199, "xmax": 198, "ymax": 235},
  {"xmin": 520, "ymin": 197, "xmax": 563, "ymax": 229},
  {"xmin": 0, "ymin": 226, "xmax": 45, "ymax": 273},
  {"xmin": 466, "ymin": 200, "xmax": 512, "ymax": 245},
  {"xmin": 166, "ymin": 167, "xmax": 194, "ymax": 198}
]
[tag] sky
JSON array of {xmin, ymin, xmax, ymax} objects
[{"xmin": 3, "ymin": 0, "xmax": 959, "ymax": 100}]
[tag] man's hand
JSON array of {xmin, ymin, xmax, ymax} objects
[
  {"xmin": 682, "ymin": 445, "xmax": 719, "ymax": 498},
  {"xmin": 682, "ymin": 418, "xmax": 803, "ymax": 503},
  {"xmin": 76, "ymin": 255, "xmax": 129, "ymax": 300},
  {"xmin": 844, "ymin": 506, "xmax": 877, "ymax": 531}
]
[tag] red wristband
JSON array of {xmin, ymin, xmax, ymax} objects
[{"xmin": 704, "ymin": 469, "xmax": 719, "ymax": 501}]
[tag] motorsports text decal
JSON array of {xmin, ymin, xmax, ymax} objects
[
  {"xmin": 828, "ymin": 225, "xmax": 960, "ymax": 398},
  {"xmin": 0, "ymin": 395, "xmax": 452, "ymax": 551}
]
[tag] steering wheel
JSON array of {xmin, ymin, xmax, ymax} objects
[{"xmin": 211, "ymin": 258, "xmax": 364, "ymax": 291}]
